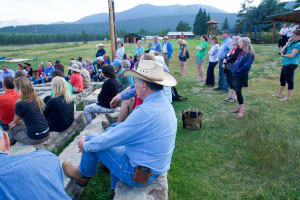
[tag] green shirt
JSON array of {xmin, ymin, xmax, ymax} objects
[
  {"xmin": 196, "ymin": 42, "xmax": 208, "ymax": 59},
  {"xmin": 282, "ymin": 41, "xmax": 300, "ymax": 66},
  {"xmin": 51, "ymin": 82, "xmax": 73, "ymax": 96}
]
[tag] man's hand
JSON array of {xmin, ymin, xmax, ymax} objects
[
  {"xmin": 110, "ymin": 94, "xmax": 121, "ymax": 108},
  {"xmin": 9, "ymin": 122, "xmax": 16, "ymax": 129},
  {"xmin": 77, "ymin": 136, "xmax": 86, "ymax": 153}
]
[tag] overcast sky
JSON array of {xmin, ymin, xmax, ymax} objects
[{"xmin": 0, "ymin": 0, "xmax": 289, "ymax": 22}]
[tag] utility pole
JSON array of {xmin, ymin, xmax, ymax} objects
[{"xmin": 108, "ymin": 0, "xmax": 116, "ymax": 59}]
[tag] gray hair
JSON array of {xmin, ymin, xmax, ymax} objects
[
  {"xmin": 232, "ymin": 36, "xmax": 241, "ymax": 43},
  {"xmin": 239, "ymin": 37, "xmax": 255, "ymax": 56}
]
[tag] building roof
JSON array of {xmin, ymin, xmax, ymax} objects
[
  {"xmin": 167, "ymin": 32, "xmax": 195, "ymax": 36},
  {"xmin": 207, "ymin": 20, "xmax": 219, "ymax": 24},
  {"xmin": 124, "ymin": 32, "xmax": 141, "ymax": 38},
  {"xmin": 267, "ymin": 10, "xmax": 300, "ymax": 23}
]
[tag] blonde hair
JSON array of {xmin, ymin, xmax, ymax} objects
[
  {"xmin": 51, "ymin": 77, "xmax": 73, "ymax": 104},
  {"xmin": 177, "ymin": 39, "xmax": 187, "ymax": 45},
  {"xmin": 14, "ymin": 77, "xmax": 45, "ymax": 112},
  {"xmin": 239, "ymin": 37, "xmax": 255, "ymax": 56}
]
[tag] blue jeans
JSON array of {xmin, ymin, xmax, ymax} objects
[
  {"xmin": 218, "ymin": 59, "xmax": 229, "ymax": 91},
  {"xmin": 0, "ymin": 81, "xmax": 2, "ymax": 88},
  {"xmin": 79, "ymin": 134, "xmax": 159, "ymax": 190},
  {"xmin": 34, "ymin": 77, "xmax": 52, "ymax": 85}
]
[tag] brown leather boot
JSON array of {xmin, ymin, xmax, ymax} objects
[{"xmin": 62, "ymin": 160, "xmax": 90, "ymax": 187}]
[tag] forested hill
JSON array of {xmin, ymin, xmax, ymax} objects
[{"xmin": 0, "ymin": 13, "xmax": 238, "ymax": 35}]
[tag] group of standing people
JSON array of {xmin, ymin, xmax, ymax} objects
[{"xmin": 278, "ymin": 22, "xmax": 299, "ymax": 48}]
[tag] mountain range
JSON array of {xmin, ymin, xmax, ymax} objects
[{"xmin": 0, "ymin": 2, "xmax": 296, "ymax": 34}]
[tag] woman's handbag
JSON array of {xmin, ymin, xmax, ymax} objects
[{"xmin": 182, "ymin": 109, "xmax": 203, "ymax": 130}]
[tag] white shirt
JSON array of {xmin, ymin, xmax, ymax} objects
[
  {"xmin": 208, "ymin": 44, "xmax": 219, "ymax": 62},
  {"xmin": 162, "ymin": 43, "xmax": 168, "ymax": 54},
  {"xmin": 116, "ymin": 47, "xmax": 125, "ymax": 58},
  {"xmin": 287, "ymin": 25, "xmax": 299, "ymax": 37},
  {"xmin": 279, "ymin": 27, "xmax": 289, "ymax": 36}
]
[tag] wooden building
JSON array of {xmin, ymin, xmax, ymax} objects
[
  {"xmin": 124, "ymin": 33, "xmax": 142, "ymax": 43},
  {"xmin": 267, "ymin": 8, "xmax": 300, "ymax": 43}
]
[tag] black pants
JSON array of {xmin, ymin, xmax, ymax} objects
[
  {"xmin": 206, "ymin": 61, "xmax": 218, "ymax": 86},
  {"xmin": 234, "ymin": 75, "xmax": 248, "ymax": 105},
  {"xmin": 225, "ymin": 70, "xmax": 235, "ymax": 89},
  {"xmin": 280, "ymin": 65, "xmax": 298, "ymax": 90}
]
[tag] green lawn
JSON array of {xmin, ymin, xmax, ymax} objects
[{"xmin": 1, "ymin": 40, "xmax": 300, "ymax": 199}]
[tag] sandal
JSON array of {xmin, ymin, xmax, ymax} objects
[
  {"xmin": 272, "ymin": 94, "xmax": 282, "ymax": 99},
  {"xmin": 280, "ymin": 97, "xmax": 289, "ymax": 102}
]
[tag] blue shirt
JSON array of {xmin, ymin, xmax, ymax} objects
[
  {"xmin": 44, "ymin": 66, "xmax": 55, "ymax": 77},
  {"xmin": 0, "ymin": 151, "xmax": 71, "ymax": 200},
  {"xmin": 153, "ymin": 41, "xmax": 162, "ymax": 52},
  {"xmin": 218, "ymin": 37, "xmax": 233, "ymax": 60},
  {"xmin": 282, "ymin": 41, "xmax": 300, "ymax": 66},
  {"xmin": 134, "ymin": 47, "xmax": 144, "ymax": 56},
  {"xmin": 0, "ymin": 69, "xmax": 15, "ymax": 81},
  {"xmin": 84, "ymin": 90, "xmax": 177, "ymax": 174},
  {"xmin": 96, "ymin": 49, "xmax": 106, "ymax": 57}
]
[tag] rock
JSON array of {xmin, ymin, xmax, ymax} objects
[
  {"xmin": 114, "ymin": 174, "xmax": 168, "ymax": 200},
  {"xmin": 10, "ymin": 142, "xmax": 36, "ymax": 155},
  {"xmin": 83, "ymin": 94, "xmax": 98, "ymax": 107},
  {"xmin": 34, "ymin": 112, "xmax": 86, "ymax": 152}
]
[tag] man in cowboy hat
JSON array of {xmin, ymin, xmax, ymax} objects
[
  {"xmin": 96, "ymin": 43, "xmax": 106, "ymax": 58},
  {"xmin": 62, "ymin": 60, "xmax": 177, "ymax": 195}
]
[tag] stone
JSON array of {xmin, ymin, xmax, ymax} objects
[
  {"xmin": 34, "ymin": 112, "xmax": 86, "ymax": 152},
  {"xmin": 114, "ymin": 174, "xmax": 168, "ymax": 200},
  {"xmin": 82, "ymin": 94, "xmax": 98, "ymax": 107},
  {"xmin": 10, "ymin": 142, "xmax": 36, "ymax": 155}
]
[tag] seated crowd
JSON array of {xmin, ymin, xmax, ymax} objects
[{"xmin": 0, "ymin": 39, "xmax": 180, "ymax": 199}]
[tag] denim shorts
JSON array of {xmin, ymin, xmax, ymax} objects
[{"xmin": 196, "ymin": 57, "xmax": 205, "ymax": 65}]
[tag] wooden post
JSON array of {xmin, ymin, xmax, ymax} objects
[
  {"xmin": 108, "ymin": 0, "xmax": 116, "ymax": 59},
  {"xmin": 272, "ymin": 20, "xmax": 277, "ymax": 44}
]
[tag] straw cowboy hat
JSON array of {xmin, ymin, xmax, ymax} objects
[
  {"xmin": 68, "ymin": 64, "xmax": 81, "ymax": 73},
  {"xmin": 123, "ymin": 60, "xmax": 177, "ymax": 87},
  {"xmin": 177, "ymin": 39, "xmax": 187, "ymax": 45},
  {"xmin": 96, "ymin": 43, "xmax": 104, "ymax": 47}
]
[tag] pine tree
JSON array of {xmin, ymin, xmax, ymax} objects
[
  {"xmin": 193, "ymin": 8, "xmax": 210, "ymax": 35},
  {"xmin": 176, "ymin": 21, "xmax": 191, "ymax": 31},
  {"xmin": 222, "ymin": 18, "xmax": 230, "ymax": 30}
]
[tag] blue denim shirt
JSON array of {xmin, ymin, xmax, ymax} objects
[
  {"xmin": 0, "ymin": 150, "xmax": 71, "ymax": 200},
  {"xmin": 84, "ymin": 90, "xmax": 177, "ymax": 174},
  {"xmin": 218, "ymin": 37, "xmax": 233, "ymax": 60},
  {"xmin": 153, "ymin": 41, "xmax": 162, "ymax": 52},
  {"xmin": 230, "ymin": 52, "xmax": 255, "ymax": 77}
]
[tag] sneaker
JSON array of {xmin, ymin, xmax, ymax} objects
[
  {"xmin": 105, "ymin": 113, "xmax": 118, "ymax": 124},
  {"xmin": 62, "ymin": 160, "xmax": 90, "ymax": 187},
  {"xmin": 272, "ymin": 94, "xmax": 282, "ymax": 99}
]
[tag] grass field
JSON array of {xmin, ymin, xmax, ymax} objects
[{"xmin": 1, "ymin": 40, "xmax": 300, "ymax": 199}]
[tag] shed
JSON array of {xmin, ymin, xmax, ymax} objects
[
  {"xmin": 267, "ymin": 9, "xmax": 300, "ymax": 43},
  {"xmin": 124, "ymin": 33, "xmax": 142, "ymax": 43},
  {"xmin": 167, "ymin": 32, "xmax": 195, "ymax": 39}
]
